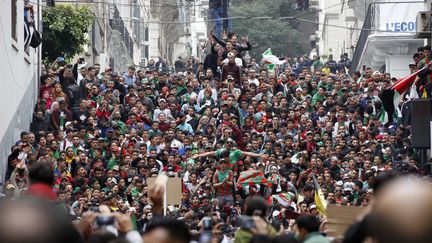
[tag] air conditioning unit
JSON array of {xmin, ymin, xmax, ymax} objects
[
  {"xmin": 416, "ymin": 11, "xmax": 432, "ymax": 38},
  {"xmin": 185, "ymin": 27, "xmax": 191, "ymax": 36}
]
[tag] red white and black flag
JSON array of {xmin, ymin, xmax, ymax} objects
[{"xmin": 381, "ymin": 68, "xmax": 423, "ymax": 123}]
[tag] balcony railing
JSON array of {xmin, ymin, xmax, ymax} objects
[
  {"xmin": 349, "ymin": 3, "xmax": 374, "ymax": 74},
  {"xmin": 109, "ymin": 5, "xmax": 134, "ymax": 59}
]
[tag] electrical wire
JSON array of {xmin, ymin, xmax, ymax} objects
[
  {"xmin": 30, "ymin": 0, "xmax": 430, "ymax": 34},
  {"xmin": 292, "ymin": 0, "xmax": 355, "ymax": 19},
  {"xmin": 51, "ymin": 0, "xmax": 206, "ymax": 8}
]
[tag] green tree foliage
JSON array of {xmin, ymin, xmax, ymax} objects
[
  {"xmin": 42, "ymin": 5, "xmax": 93, "ymax": 63},
  {"xmin": 230, "ymin": 0, "xmax": 305, "ymax": 59}
]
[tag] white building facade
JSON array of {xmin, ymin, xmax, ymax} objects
[
  {"xmin": 0, "ymin": 0, "xmax": 41, "ymax": 182},
  {"xmin": 317, "ymin": 0, "xmax": 374, "ymax": 59},
  {"xmin": 318, "ymin": 0, "xmax": 427, "ymax": 77},
  {"xmin": 173, "ymin": 0, "xmax": 209, "ymax": 62},
  {"xmin": 349, "ymin": 0, "xmax": 427, "ymax": 77},
  {"xmin": 57, "ymin": 0, "xmax": 208, "ymax": 70},
  {"xmin": 56, "ymin": 0, "xmax": 151, "ymax": 71},
  {"xmin": 147, "ymin": 0, "xmax": 208, "ymax": 65}
]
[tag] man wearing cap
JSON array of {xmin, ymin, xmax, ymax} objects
[
  {"xmin": 180, "ymin": 83, "xmax": 198, "ymax": 106},
  {"xmin": 59, "ymin": 128, "xmax": 74, "ymax": 151},
  {"xmin": 222, "ymin": 49, "xmax": 243, "ymax": 67},
  {"xmin": 416, "ymin": 45, "xmax": 432, "ymax": 97},
  {"xmin": 153, "ymin": 98, "xmax": 172, "ymax": 122},
  {"xmin": 408, "ymin": 61, "xmax": 417, "ymax": 74},
  {"xmin": 104, "ymin": 66, "xmax": 112, "ymax": 76}
]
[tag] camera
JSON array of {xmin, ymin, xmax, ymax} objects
[
  {"xmin": 238, "ymin": 216, "xmax": 256, "ymax": 230},
  {"xmin": 203, "ymin": 217, "xmax": 212, "ymax": 230},
  {"xmin": 95, "ymin": 215, "xmax": 115, "ymax": 226},
  {"xmin": 199, "ymin": 217, "xmax": 213, "ymax": 243},
  {"xmin": 88, "ymin": 199, "xmax": 99, "ymax": 210},
  {"xmin": 90, "ymin": 206, "xmax": 100, "ymax": 212}
]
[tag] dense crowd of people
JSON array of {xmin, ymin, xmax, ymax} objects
[{"xmin": 3, "ymin": 26, "xmax": 432, "ymax": 243}]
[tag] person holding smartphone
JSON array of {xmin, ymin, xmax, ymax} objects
[{"xmin": 234, "ymin": 196, "xmax": 277, "ymax": 243}]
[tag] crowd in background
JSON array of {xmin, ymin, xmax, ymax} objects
[{"xmin": 3, "ymin": 28, "xmax": 432, "ymax": 243}]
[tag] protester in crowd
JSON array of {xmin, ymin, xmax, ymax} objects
[
  {"xmin": 5, "ymin": 28, "xmax": 432, "ymax": 242},
  {"xmin": 234, "ymin": 196, "xmax": 278, "ymax": 243},
  {"xmin": 295, "ymin": 215, "xmax": 329, "ymax": 243},
  {"xmin": 367, "ymin": 176, "xmax": 432, "ymax": 243}
]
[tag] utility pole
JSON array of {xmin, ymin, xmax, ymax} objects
[{"xmin": 222, "ymin": 0, "xmax": 228, "ymax": 38}]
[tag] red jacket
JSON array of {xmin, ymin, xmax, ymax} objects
[{"xmin": 27, "ymin": 183, "xmax": 57, "ymax": 201}]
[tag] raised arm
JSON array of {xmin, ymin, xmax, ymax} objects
[
  {"xmin": 191, "ymin": 150, "xmax": 217, "ymax": 159},
  {"xmin": 211, "ymin": 42, "xmax": 218, "ymax": 54},
  {"xmin": 211, "ymin": 31, "xmax": 227, "ymax": 47},
  {"xmin": 237, "ymin": 37, "xmax": 252, "ymax": 51},
  {"xmin": 242, "ymin": 151, "xmax": 268, "ymax": 160}
]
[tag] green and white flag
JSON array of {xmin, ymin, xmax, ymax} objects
[{"xmin": 262, "ymin": 48, "xmax": 285, "ymax": 70}]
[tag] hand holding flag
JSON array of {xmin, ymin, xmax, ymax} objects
[{"xmin": 262, "ymin": 49, "xmax": 286, "ymax": 71}]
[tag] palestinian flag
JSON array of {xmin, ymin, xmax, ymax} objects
[
  {"xmin": 262, "ymin": 48, "xmax": 286, "ymax": 71},
  {"xmin": 237, "ymin": 170, "xmax": 273, "ymax": 188},
  {"xmin": 381, "ymin": 68, "xmax": 423, "ymax": 122},
  {"xmin": 312, "ymin": 174, "xmax": 327, "ymax": 216}
]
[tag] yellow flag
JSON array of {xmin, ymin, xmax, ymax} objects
[{"xmin": 312, "ymin": 175, "xmax": 327, "ymax": 215}]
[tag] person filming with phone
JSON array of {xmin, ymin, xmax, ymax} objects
[{"xmin": 234, "ymin": 196, "xmax": 277, "ymax": 243}]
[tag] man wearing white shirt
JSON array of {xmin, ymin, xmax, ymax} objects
[
  {"xmin": 59, "ymin": 129, "xmax": 74, "ymax": 151},
  {"xmin": 222, "ymin": 49, "xmax": 243, "ymax": 67},
  {"xmin": 222, "ymin": 56, "xmax": 243, "ymax": 67},
  {"xmin": 247, "ymin": 69, "xmax": 259, "ymax": 86}
]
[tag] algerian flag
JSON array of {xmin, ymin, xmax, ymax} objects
[
  {"xmin": 272, "ymin": 192, "xmax": 293, "ymax": 207},
  {"xmin": 379, "ymin": 106, "xmax": 389, "ymax": 125},
  {"xmin": 291, "ymin": 151, "xmax": 303, "ymax": 164},
  {"xmin": 262, "ymin": 48, "xmax": 286, "ymax": 70}
]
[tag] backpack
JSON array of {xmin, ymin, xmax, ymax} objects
[{"xmin": 29, "ymin": 29, "xmax": 42, "ymax": 48}]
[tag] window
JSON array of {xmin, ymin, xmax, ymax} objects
[{"xmin": 11, "ymin": 0, "xmax": 17, "ymax": 41}]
